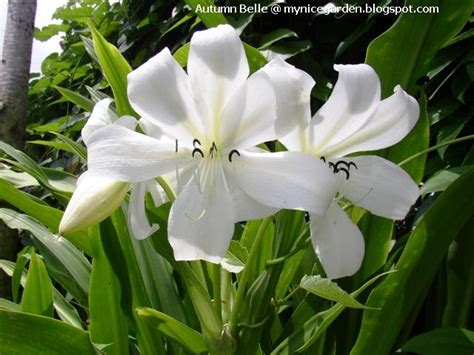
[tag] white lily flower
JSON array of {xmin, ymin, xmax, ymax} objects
[
  {"xmin": 60, "ymin": 99, "xmax": 164, "ymax": 238},
  {"xmin": 266, "ymin": 59, "xmax": 420, "ymax": 279},
  {"xmin": 85, "ymin": 24, "xmax": 337, "ymax": 263}
]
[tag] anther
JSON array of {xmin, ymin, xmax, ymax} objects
[
  {"xmin": 193, "ymin": 138, "xmax": 201, "ymax": 148},
  {"xmin": 334, "ymin": 160, "xmax": 358, "ymax": 171},
  {"xmin": 328, "ymin": 162, "xmax": 337, "ymax": 173},
  {"xmin": 210, "ymin": 142, "xmax": 218, "ymax": 158},
  {"xmin": 320, "ymin": 156, "xmax": 326, "ymax": 163},
  {"xmin": 192, "ymin": 148, "xmax": 204, "ymax": 158},
  {"xmin": 175, "ymin": 139, "xmax": 178, "ymax": 153},
  {"xmin": 228, "ymin": 149, "xmax": 240, "ymax": 162},
  {"xmin": 338, "ymin": 167, "xmax": 350, "ymax": 180}
]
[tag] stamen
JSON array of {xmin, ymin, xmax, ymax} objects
[
  {"xmin": 338, "ymin": 167, "xmax": 350, "ymax": 180},
  {"xmin": 228, "ymin": 149, "xmax": 240, "ymax": 162},
  {"xmin": 175, "ymin": 139, "xmax": 178, "ymax": 153},
  {"xmin": 334, "ymin": 160, "xmax": 358, "ymax": 170},
  {"xmin": 193, "ymin": 138, "xmax": 201, "ymax": 148},
  {"xmin": 192, "ymin": 148, "xmax": 204, "ymax": 158},
  {"xmin": 210, "ymin": 142, "xmax": 218, "ymax": 158}
]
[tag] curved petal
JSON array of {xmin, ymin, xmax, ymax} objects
[
  {"xmin": 128, "ymin": 47, "xmax": 204, "ymax": 143},
  {"xmin": 87, "ymin": 124, "xmax": 193, "ymax": 182},
  {"xmin": 321, "ymin": 86, "xmax": 420, "ymax": 158},
  {"xmin": 262, "ymin": 57, "xmax": 314, "ymax": 151},
  {"xmin": 310, "ymin": 64, "xmax": 381, "ymax": 153},
  {"xmin": 341, "ymin": 156, "xmax": 419, "ymax": 220},
  {"xmin": 229, "ymin": 151, "xmax": 337, "ymax": 216},
  {"xmin": 128, "ymin": 182, "xmax": 160, "ymax": 240},
  {"xmin": 59, "ymin": 172, "xmax": 129, "ymax": 234},
  {"xmin": 82, "ymin": 99, "xmax": 116, "ymax": 145},
  {"xmin": 220, "ymin": 69, "xmax": 277, "ymax": 149},
  {"xmin": 138, "ymin": 117, "xmax": 163, "ymax": 139},
  {"xmin": 226, "ymin": 175, "xmax": 278, "ymax": 221},
  {"xmin": 310, "ymin": 202, "xmax": 365, "ymax": 279},
  {"xmin": 168, "ymin": 160, "xmax": 235, "ymax": 263},
  {"xmin": 188, "ymin": 24, "xmax": 249, "ymax": 131}
]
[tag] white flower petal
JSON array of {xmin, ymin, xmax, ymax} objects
[
  {"xmin": 311, "ymin": 64, "xmax": 381, "ymax": 154},
  {"xmin": 229, "ymin": 151, "xmax": 337, "ymax": 215},
  {"xmin": 128, "ymin": 47, "xmax": 204, "ymax": 143},
  {"xmin": 59, "ymin": 172, "xmax": 129, "ymax": 234},
  {"xmin": 168, "ymin": 160, "xmax": 235, "ymax": 263},
  {"xmin": 138, "ymin": 117, "xmax": 163, "ymax": 139},
  {"xmin": 230, "ymin": 183, "xmax": 278, "ymax": 222},
  {"xmin": 82, "ymin": 99, "xmax": 116, "ymax": 145},
  {"xmin": 188, "ymin": 24, "xmax": 249, "ymax": 131},
  {"xmin": 220, "ymin": 69, "xmax": 277, "ymax": 149},
  {"xmin": 321, "ymin": 86, "xmax": 420, "ymax": 158},
  {"xmin": 87, "ymin": 124, "xmax": 193, "ymax": 182},
  {"xmin": 310, "ymin": 202, "xmax": 365, "ymax": 279},
  {"xmin": 128, "ymin": 182, "xmax": 160, "ymax": 240},
  {"xmin": 146, "ymin": 180, "xmax": 168, "ymax": 206},
  {"xmin": 341, "ymin": 156, "xmax": 419, "ymax": 220},
  {"xmin": 262, "ymin": 58, "xmax": 314, "ymax": 151}
]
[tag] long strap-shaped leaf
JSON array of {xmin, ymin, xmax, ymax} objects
[
  {"xmin": 0, "ymin": 309, "xmax": 95, "ymax": 354},
  {"xmin": 351, "ymin": 167, "xmax": 474, "ymax": 354}
]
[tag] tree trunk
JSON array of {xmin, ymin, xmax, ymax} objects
[{"xmin": 0, "ymin": 0, "xmax": 37, "ymax": 298}]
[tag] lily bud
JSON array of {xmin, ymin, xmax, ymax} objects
[{"xmin": 59, "ymin": 172, "xmax": 129, "ymax": 234}]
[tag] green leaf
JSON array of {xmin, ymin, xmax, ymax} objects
[
  {"xmin": 12, "ymin": 248, "xmax": 32, "ymax": 303},
  {"xmin": 300, "ymin": 275, "xmax": 375, "ymax": 310},
  {"xmin": 0, "ymin": 310, "xmax": 94, "ymax": 354},
  {"xmin": 221, "ymin": 241, "xmax": 248, "ymax": 274},
  {"xmin": 0, "ymin": 178, "xmax": 92, "ymax": 254},
  {"xmin": 49, "ymin": 132, "xmax": 87, "ymax": 161},
  {"xmin": 0, "ymin": 166, "xmax": 38, "ymax": 188},
  {"xmin": 27, "ymin": 140, "xmax": 76, "ymax": 155},
  {"xmin": 34, "ymin": 24, "xmax": 69, "ymax": 41},
  {"xmin": 0, "ymin": 298, "xmax": 20, "ymax": 311},
  {"xmin": 352, "ymin": 167, "xmax": 474, "ymax": 355},
  {"xmin": 54, "ymin": 85, "xmax": 94, "ymax": 112},
  {"xmin": 137, "ymin": 307, "xmax": 208, "ymax": 353},
  {"xmin": 185, "ymin": 0, "xmax": 227, "ymax": 28},
  {"xmin": 21, "ymin": 250, "xmax": 54, "ymax": 317},
  {"xmin": 401, "ymin": 328, "xmax": 474, "ymax": 355},
  {"xmin": 243, "ymin": 43, "xmax": 268, "ymax": 74},
  {"xmin": 443, "ymin": 217, "xmax": 474, "ymax": 327},
  {"xmin": 90, "ymin": 27, "xmax": 135, "ymax": 116},
  {"xmin": 89, "ymin": 224, "xmax": 129, "ymax": 354},
  {"xmin": 0, "ymin": 260, "xmax": 83, "ymax": 329},
  {"xmin": 421, "ymin": 166, "xmax": 470, "ymax": 196},
  {"xmin": 365, "ymin": 0, "xmax": 474, "ymax": 96},
  {"xmin": 272, "ymin": 271, "xmax": 394, "ymax": 354},
  {"xmin": 259, "ymin": 29, "xmax": 298, "ymax": 50},
  {"xmin": 0, "ymin": 209, "xmax": 91, "ymax": 304}
]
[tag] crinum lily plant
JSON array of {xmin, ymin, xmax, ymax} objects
[
  {"xmin": 61, "ymin": 24, "xmax": 338, "ymax": 263},
  {"xmin": 56, "ymin": 23, "xmax": 423, "ymax": 354}
]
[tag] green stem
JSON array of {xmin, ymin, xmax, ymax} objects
[
  {"xmin": 398, "ymin": 134, "xmax": 474, "ymax": 166},
  {"xmin": 227, "ymin": 217, "xmax": 273, "ymax": 338},
  {"xmin": 212, "ymin": 263, "xmax": 222, "ymax": 321},
  {"xmin": 156, "ymin": 176, "xmax": 177, "ymax": 202}
]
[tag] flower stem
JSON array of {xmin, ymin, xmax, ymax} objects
[
  {"xmin": 398, "ymin": 134, "xmax": 474, "ymax": 166},
  {"xmin": 227, "ymin": 216, "xmax": 273, "ymax": 338},
  {"xmin": 212, "ymin": 263, "xmax": 222, "ymax": 321}
]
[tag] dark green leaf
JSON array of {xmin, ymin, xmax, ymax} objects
[
  {"xmin": 401, "ymin": 328, "xmax": 474, "ymax": 355},
  {"xmin": 137, "ymin": 307, "xmax": 208, "ymax": 353},
  {"xmin": 0, "ymin": 310, "xmax": 95, "ymax": 354}
]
